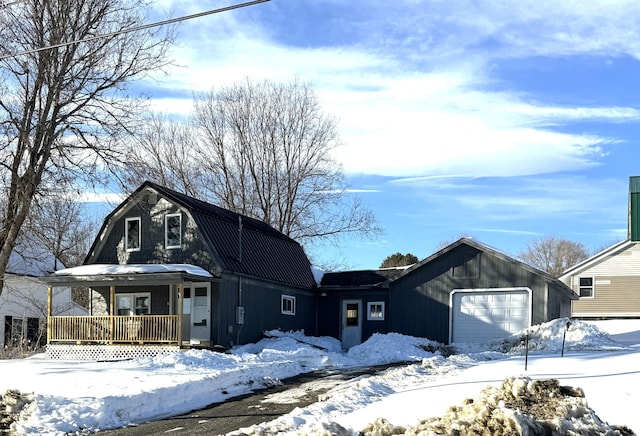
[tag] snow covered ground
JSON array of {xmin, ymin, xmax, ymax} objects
[{"xmin": 0, "ymin": 318, "xmax": 638, "ymax": 435}]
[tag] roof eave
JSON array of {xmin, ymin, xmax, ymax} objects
[{"xmin": 41, "ymin": 271, "xmax": 215, "ymax": 287}]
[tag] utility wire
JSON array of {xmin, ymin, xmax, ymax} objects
[{"xmin": 0, "ymin": 0, "xmax": 270, "ymax": 61}]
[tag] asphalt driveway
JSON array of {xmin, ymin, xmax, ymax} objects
[{"xmin": 95, "ymin": 363, "xmax": 407, "ymax": 435}]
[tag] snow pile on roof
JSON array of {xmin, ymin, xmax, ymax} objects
[
  {"xmin": 310, "ymin": 266, "xmax": 325, "ymax": 286},
  {"xmin": 7, "ymin": 246, "xmax": 60, "ymax": 276},
  {"xmin": 51, "ymin": 263, "xmax": 213, "ymax": 277}
]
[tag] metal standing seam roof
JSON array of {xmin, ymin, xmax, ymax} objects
[
  {"xmin": 320, "ymin": 268, "xmax": 405, "ymax": 287},
  {"xmin": 144, "ymin": 182, "xmax": 316, "ymax": 289}
]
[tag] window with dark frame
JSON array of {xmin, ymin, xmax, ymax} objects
[
  {"xmin": 125, "ymin": 217, "xmax": 141, "ymax": 251},
  {"xmin": 578, "ymin": 277, "xmax": 594, "ymax": 298},
  {"xmin": 281, "ymin": 295, "xmax": 296, "ymax": 315},
  {"xmin": 165, "ymin": 213, "xmax": 182, "ymax": 249}
]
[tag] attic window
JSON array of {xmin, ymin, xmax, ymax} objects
[
  {"xmin": 125, "ymin": 217, "xmax": 141, "ymax": 251},
  {"xmin": 578, "ymin": 277, "xmax": 594, "ymax": 298},
  {"xmin": 165, "ymin": 213, "xmax": 182, "ymax": 249}
]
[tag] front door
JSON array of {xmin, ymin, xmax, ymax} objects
[
  {"xmin": 341, "ymin": 299, "xmax": 362, "ymax": 349},
  {"xmin": 190, "ymin": 283, "xmax": 211, "ymax": 344}
]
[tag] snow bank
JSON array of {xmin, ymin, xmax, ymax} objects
[
  {"xmin": 356, "ymin": 376, "xmax": 634, "ymax": 436},
  {"xmin": 460, "ymin": 318, "xmax": 626, "ymax": 355}
]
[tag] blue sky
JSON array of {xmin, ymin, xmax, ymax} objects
[{"xmin": 106, "ymin": 0, "xmax": 640, "ymax": 270}]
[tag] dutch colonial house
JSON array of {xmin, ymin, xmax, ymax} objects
[{"xmin": 43, "ymin": 181, "xmax": 316, "ymax": 360}]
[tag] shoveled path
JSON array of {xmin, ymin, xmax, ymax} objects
[{"xmin": 95, "ymin": 362, "xmax": 409, "ymax": 436}]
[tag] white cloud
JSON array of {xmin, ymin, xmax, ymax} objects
[
  {"xmin": 77, "ymin": 192, "xmax": 126, "ymax": 204},
  {"xmin": 143, "ymin": 0, "xmax": 640, "ymax": 179}
]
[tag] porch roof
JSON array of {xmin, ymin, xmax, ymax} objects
[{"xmin": 42, "ymin": 264, "xmax": 215, "ymax": 287}]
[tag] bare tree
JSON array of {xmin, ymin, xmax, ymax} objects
[
  {"xmin": 518, "ymin": 235, "xmax": 590, "ymax": 278},
  {"xmin": 0, "ymin": 0, "xmax": 174, "ymax": 296},
  {"xmin": 123, "ymin": 113, "xmax": 201, "ymax": 196},
  {"xmin": 123, "ymin": 78, "xmax": 381, "ymax": 248},
  {"xmin": 25, "ymin": 193, "xmax": 97, "ymax": 269}
]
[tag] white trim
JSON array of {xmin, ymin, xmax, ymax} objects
[
  {"xmin": 281, "ymin": 294, "xmax": 296, "ymax": 315},
  {"xmin": 449, "ymin": 287, "xmax": 532, "ymax": 344},
  {"xmin": 165, "ymin": 213, "xmax": 182, "ymax": 249},
  {"xmin": 116, "ymin": 292, "xmax": 151, "ymax": 315},
  {"xmin": 572, "ymin": 312, "xmax": 640, "ymax": 318},
  {"xmin": 367, "ymin": 301, "xmax": 385, "ymax": 321},
  {"xmin": 125, "ymin": 217, "xmax": 141, "ymax": 252},
  {"xmin": 559, "ymin": 240, "xmax": 635, "ymax": 279},
  {"xmin": 45, "ymin": 344, "xmax": 179, "ymax": 360},
  {"xmin": 578, "ymin": 276, "xmax": 595, "ymax": 299}
]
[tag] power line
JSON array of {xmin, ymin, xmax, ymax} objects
[{"xmin": 0, "ymin": 0, "xmax": 270, "ymax": 61}]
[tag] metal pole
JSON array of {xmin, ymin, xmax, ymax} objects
[
  {"xmin": 525, "ymin": 333, "xmax": 529, "ymax": 371},
  {"xmin": 561, "ymin": 320, "xmax": 571, "ymax": 357}
]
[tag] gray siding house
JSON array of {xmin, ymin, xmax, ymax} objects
[
  {"xmin": 44, "ymin": 181, "xmax": 316, "ymax": 359},
  {"xmin": 320, "ymin": 238, "xmax": 577, "ymax": 345},
  {"xmin": 43, "ymin": 182, "xmax": 579, "ymax": 359}
]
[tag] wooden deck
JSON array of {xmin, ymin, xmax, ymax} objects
[{"xmin": 48, "ymin": 315, "xmax": 180, "ymax": 345}]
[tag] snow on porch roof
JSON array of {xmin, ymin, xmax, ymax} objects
[{"xmin": 42, "ymin": 264, "xmax": 214, "ymax": 286}]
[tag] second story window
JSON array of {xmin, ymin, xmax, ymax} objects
[
  {"xmin": 578, "ymin": 277, "xmax": 594, "ymax": 298},
  {"xmin": 165, "ymin": 213, "xmax": 182, "ymax": 249},
  {"xmin": 125, "ymin": 217, "xmax": 141, "ymax": 251}
]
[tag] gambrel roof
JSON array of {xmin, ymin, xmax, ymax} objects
[{"xmin": 86, "ymin": 181, "xmax": 316, "ymax": 289}]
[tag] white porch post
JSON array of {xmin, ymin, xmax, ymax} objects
[
  {"xmin": 109, "ymin": 285, "xmax": 115, "ymax": 344},
  {"xmin": 47, "ymin": 286, "xmax": 53, "ymax": 343},
  {"xmin": 177, "ymin": 283, "xmax": 184, "ymax": 347}
]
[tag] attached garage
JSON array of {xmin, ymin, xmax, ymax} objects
[
  {"xmin": 337, "ymin": 238, "xmax": 576, "ymax": 346},
  {"xmin": 450, "ymin": 288, "xmax": 531, "ymax": 344}
]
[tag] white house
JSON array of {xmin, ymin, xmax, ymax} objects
[
  {"xmin": 1, "ymin": 248, "xmax": 87, "ymax": 348},
  {"xmin": 560, "ymin": 176, "xmax": 640, "ymax": 318}
]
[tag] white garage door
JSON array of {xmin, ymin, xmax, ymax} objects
[{"xmin": 450, "ymin": 288, "xmax": 531, "ymax": 344}]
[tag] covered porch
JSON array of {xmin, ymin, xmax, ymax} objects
[{"xmin": 42, "ymin": 264, "xmax": 216, "ymax": 360}]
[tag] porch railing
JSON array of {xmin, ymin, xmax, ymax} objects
[{"xmin": 48, "ymin": 315, "xmax": 180, "ymax": 345}]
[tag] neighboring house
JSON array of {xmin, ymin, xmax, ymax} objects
[
  {"xmin": 1, "ymin": 249, "xmax": 86, "ymax": 349},
  {"xmin": 43, "ymin": 181, "xmax": 317, "ymax": 360},
  {"xmin": 319, "ymin": 238, "xmax": 577, "ymax": 346},
  {"xmin": 559, "ymin": 176, "xmax": 640, "ymax": 318}
]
